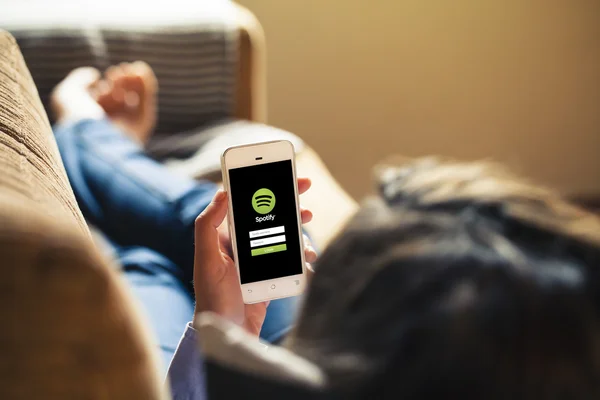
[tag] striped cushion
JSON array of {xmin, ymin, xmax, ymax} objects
[{"xmin": 3, "ymin": 2, "xmax": 237, "ymax": 135}]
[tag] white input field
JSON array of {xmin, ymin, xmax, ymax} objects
[
  {"xmin": 249, "ymin": 225, "xmax": 285, "ymax": 239},
  {"xmin": 250, "ymin": 234, "xmax": 286, "ymax": 248}
]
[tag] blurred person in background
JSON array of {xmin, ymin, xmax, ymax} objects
[{"xmin": 186, "ymin": 157, "xmax": 600, "ymax": 398}]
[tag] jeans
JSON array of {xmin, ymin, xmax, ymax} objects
[{"xmin": 54, "ymin": 119, "xmax": 299, "ymax": 370}]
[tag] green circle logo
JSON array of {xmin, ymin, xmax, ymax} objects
[{"xmin": 252, "ymin": 188, "xmax": 276, "ymax": 214}]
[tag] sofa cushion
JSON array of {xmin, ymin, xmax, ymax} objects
[
  {"xmin": 1, "ymin": 0, "xmax": 238, "ymax": 135},
  {"xmin": 0, "ymin": 30, "xmax": 87, "ymax": 233}
]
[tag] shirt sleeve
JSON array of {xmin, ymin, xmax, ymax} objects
[{"xmin": 167, "ymin": 323, "xmax": 207, "ymax": 400}]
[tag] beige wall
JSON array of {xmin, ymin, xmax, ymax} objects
[{"xmin": 239, "ymin": 0, "xmax": 600, "ymax": 199}]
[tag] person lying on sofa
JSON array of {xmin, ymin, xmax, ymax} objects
[
  {"xmin": 49, "ymin": 62, "xmax": 319, "ymax": 370},
  {"xmin": 180, "ymin": 158, "xmax": 600, "ymax": 398},
  {"xmin": 50, "ymin": 61, "xmax": 600, "ymax": 399}
]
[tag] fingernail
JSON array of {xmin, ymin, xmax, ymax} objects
[{"xmin": 215, "ymin": 190, "xmax": 226, "ymax": 201}]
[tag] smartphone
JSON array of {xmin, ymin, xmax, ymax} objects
[{"xmin": 221, "ymin": 140, "xmax": 307, "ymax": 304}]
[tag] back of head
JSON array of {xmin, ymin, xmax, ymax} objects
[{"xmin": 289, "ymin": 159, "xmax": 600, "ymax": 399}]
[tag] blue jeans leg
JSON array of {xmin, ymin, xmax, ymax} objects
[
  {"xmin": 260, "ymin": 296, "xmax": 301, "ymax": 343},
  {"xmin": 54, "ymin": 118, "xmax": 216, "ymax": 283},
  {"xmin": 118, "ymin": 246, "xmax": 194, "ymax": 372}
]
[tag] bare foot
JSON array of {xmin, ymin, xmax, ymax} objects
[
  {"xmin": 50, "ymin": 67, "xmax": 105, "ymax": 125},
  {"xmin": 95, "ymin": 62, "xmax": 158, "ymax": 144}
]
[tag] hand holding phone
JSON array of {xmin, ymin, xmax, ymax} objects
[{"xmin": 193, "ymin": 176, "xmax": 315, "ymax": 335}]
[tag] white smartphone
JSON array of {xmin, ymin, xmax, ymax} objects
[{"xmin": 221, "ymin": 140, "xmax": 307, "ymax": 304}]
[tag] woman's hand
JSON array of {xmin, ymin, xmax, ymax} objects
[{"xmin": 193, "ymin": 178, "xmax": 316, "ymax": 336}]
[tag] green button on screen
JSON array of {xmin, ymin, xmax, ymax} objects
[{"xmin": 251, "ymin": 243, "xmax": 287, "ymax": 256}]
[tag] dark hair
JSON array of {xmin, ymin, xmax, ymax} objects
[{"xmin": 288, "ymin": 159, "xmax": 600, "ymax": 399}]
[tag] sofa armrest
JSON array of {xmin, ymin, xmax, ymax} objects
[
  {"xmin": 0, "ymin": 194, "xmax": 168, "ymax": 399},
  {"xmin": 0, "ymin": 29, "xmax": 88, "ymax": 234}
]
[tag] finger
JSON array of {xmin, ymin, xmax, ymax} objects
[
  {"xmin": 216, "ymin": 220, "xmax": 232, "ymax": 255},
  {"xmin": 195, "ymin": 190, "xmax": 228, "ymax": 262},
  {"xmin": 94, "ymin": 80, "xmax": 118, "ymax": 111},
  {"xmin": 304, "ymin": 247, "xmax": 318, "ymax": 264},
  {"xmin": 92, "ymin": 80, "xmax": 111, "ymax": 98},
  {"xmin": 132, "ymin": 60, "xmax": 159, "ymax": 93},
  {"xmin": 303, "ymin": 233, "xmax": 317, "ymax": 262},
  {"xmin": 297, "ymin": 178, "xmax": 312, "ymax": 195},
  {"xmin": 105, "ymin": 65, "xmax": 121, "ymax": 82},
  {"xmin": 300, "ymin": 207, "xmax": 313, "ymax": 224},
  {"xmin": 303, "ymin": 234, "xmax": 318, "ymax": 263}
]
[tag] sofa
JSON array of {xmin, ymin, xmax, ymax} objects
[{"xmin": 0, "ymin": 5, "xmax": 354, "ymax": 397}]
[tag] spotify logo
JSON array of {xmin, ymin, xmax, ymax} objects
[{"xmin": 252, "ymin": 188, "xmax": 276, "ymax": 214}]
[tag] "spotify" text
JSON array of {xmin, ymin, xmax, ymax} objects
[{"xmin": 256, "ymin": 214, "xmax": 276, "ymax": 223}]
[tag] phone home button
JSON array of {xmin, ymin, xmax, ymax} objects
[{"xmin": 270, "ymin": 284, "xmax": 276, "ymax": 290}]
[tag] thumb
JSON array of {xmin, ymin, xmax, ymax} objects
[{"xmin": 195, "ymin": 190, "xmax": 228, "ymax": 262}]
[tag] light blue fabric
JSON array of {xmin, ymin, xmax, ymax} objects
[{"xmin": 168, "ymin": 324, "xmax": 207, "ymax": 400}]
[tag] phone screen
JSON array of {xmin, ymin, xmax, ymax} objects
[{"xmin": 228, "ymin": 160, "xmax": 303, "ymax": 284}]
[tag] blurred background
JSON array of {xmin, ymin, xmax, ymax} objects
[
  {"xmin": 2, "ymin": 0, "xmax": 599, "ymax": 202},
  {"xmin": 238, "ymin": 0, "xmax": 600, "ymax": 200}
]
